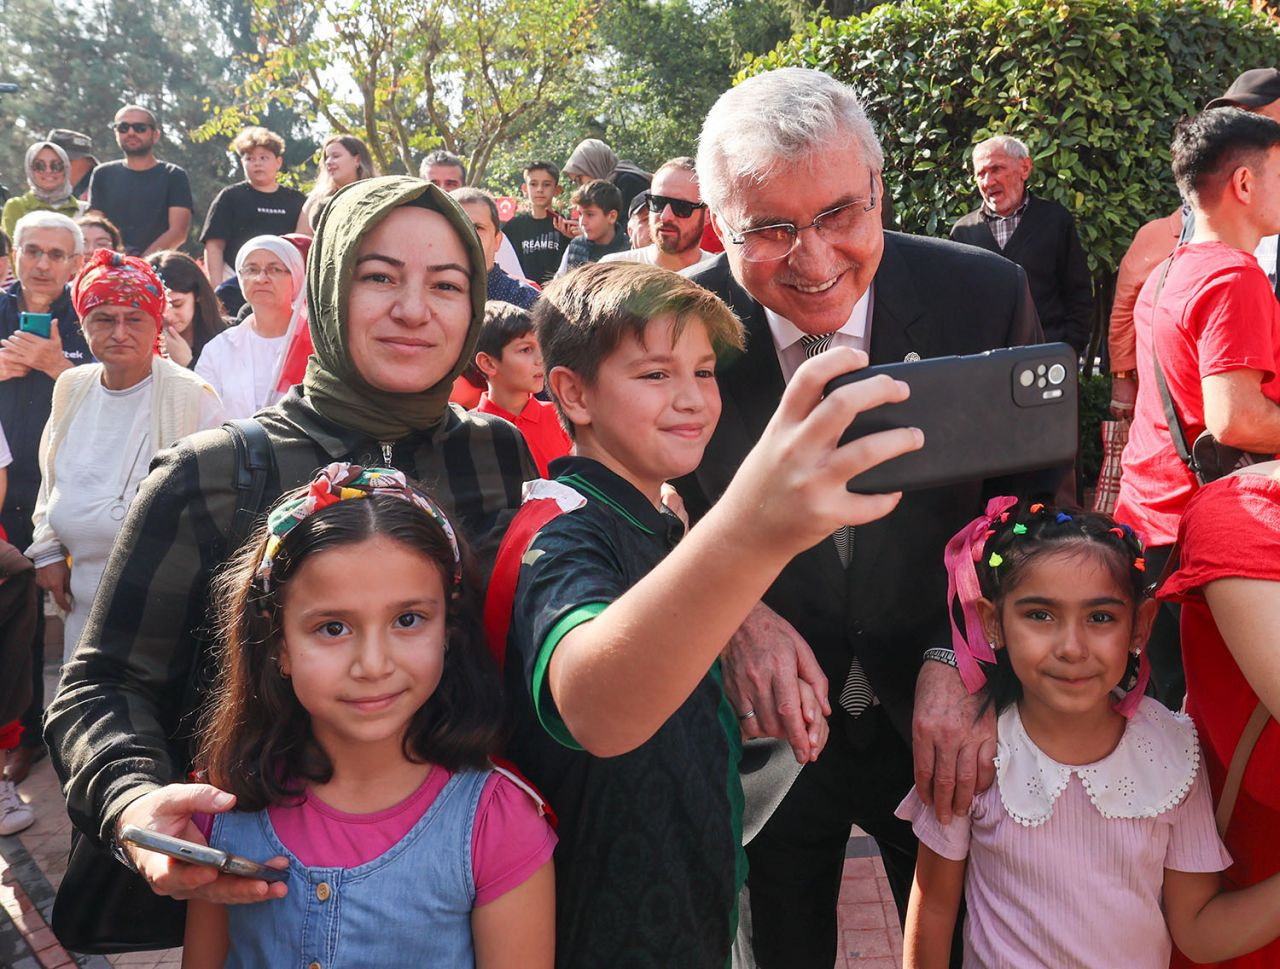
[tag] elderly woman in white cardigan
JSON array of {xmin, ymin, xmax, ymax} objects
[{"xmin": 28, "ymin": 251, "xmax": 223, "ymax": 661}]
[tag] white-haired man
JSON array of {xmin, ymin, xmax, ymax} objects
[
  {"xmin": 951, "ymin": 135, "xmax": 1094, "ymax": 355},
  {"xmin": 0, "ymin": 211, "xmax": 91, "ymax": 785},
  {"xmin": 682, "ymin": 67, "xmax": 1044, "ymax": 968}
]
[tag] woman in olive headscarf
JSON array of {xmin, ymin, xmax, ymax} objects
[
  {"xmin": 2, "ymin": 142, "xmax": 83, "ymax": 237},
  {"xmin": 45, "ymin": 177, "xmax": 537, "ymax": 909}
]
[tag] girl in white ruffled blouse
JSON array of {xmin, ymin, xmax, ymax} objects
[{"xmin": 900, "ymin": 499, "xmax": 1280, "ymax": 969}]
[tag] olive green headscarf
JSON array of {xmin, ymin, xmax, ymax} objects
[{"xmin": 303, "ymin": 176, "xmax": 488, "ymax": 440}]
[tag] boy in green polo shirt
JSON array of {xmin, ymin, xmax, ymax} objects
[{"xmin": 499, "ymin": 261, "xmax": 920, "ymax": 968}]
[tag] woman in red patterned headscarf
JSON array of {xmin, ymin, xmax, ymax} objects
[{"xmin": 27, "ymin": 250, "xmax": 227, "ymax": 662}]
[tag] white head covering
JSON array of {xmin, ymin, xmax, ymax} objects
[
  {"xmin": 234, "ymin": 234, "xmax": 306, "ymax": 301},
  {"xmin": 25, "ymin": 141, "xmax": 74, "ymax": 206}
]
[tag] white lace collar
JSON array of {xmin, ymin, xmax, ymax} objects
[{"xmin": 995, "ymin": 696, "xmax": 1199, "ymax": 828}]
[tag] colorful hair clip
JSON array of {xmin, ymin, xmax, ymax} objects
[
  {"xmin": 999, "ymin": 512, "xmax": 1010, "ymax": 523},
  {"xmin": 1055, "ymin": 512, "xmax": 1072, "ymax": 523},
  {"xmin": 1012, "ymin": 523, "xmax": 1027, "ymax": 535},
  {"xmin": 1134, "ymin": 557, "xmax": 1146, "ymax": 572},
  {"xmin": 1029, "ymin": 503, "xmax": 1044, "ymax": 513},
  {"xmin": 255, "ymin": 463, "xmax": 462, "ymax": 595},
  {"xmin": 988, "ymin": 552, "xmax": 1004, "ymax": 567},
  {"xmin": 1109, "ymin": 527, "xmax": 1125, "ymax": 538}
]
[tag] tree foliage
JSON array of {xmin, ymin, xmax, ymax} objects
[
  {"xmin": 0, "ymin": 0, "xmax": 276, "ymax": 233},
  {"xmin": 483, "ymin": 0, "xmax": 804, "ymax": 194},
  {"xmin": 749, "ymin": 0, "xmax": 1280, "ymax": 281},
  {"xmin": 198, "ymin": 0, "xmax": 603, "ymax": 184}
]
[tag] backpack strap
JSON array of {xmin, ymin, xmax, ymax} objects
[
  {"xmin": 1216, "ymin": 702, "xmax": 1271, "ymax": 837},
  {"xmin": 224, "ymin": 418, "xmax": 274, "ymax": 553},
  {"xmin": 182, "ymin": 418, "xmax": 275, "ymax": 721},
  {"xmin": 482, "ymin": 497, "xmax": 568, "ymax": 670}
]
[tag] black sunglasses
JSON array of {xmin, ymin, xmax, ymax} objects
[
  {"xmin": 32, "ymin": 160, "xmax": 65, "ymax": 174},
  {"xmin": 114, "ymin": 122, "xmax": 154, "ymax": 134},
  {"xmin": 646, "ymin": 194, "xmax": 707, "ymax": 219}
]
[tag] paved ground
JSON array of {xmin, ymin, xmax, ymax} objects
[{"xmin": 1, "ymin": 659, "xmax": 903, "ymax": 968}]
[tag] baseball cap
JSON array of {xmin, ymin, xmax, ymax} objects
[
  {"xmin": 1206, "ymin": 68, "xmax": 1280, "ymax": 110},
  {"xmin": 46, "ymin": 128, "xmax": 96, "ymax": 162},
  {"xmin": 628, "ymin": 190, "xmax": 651, "ymax": 220}
]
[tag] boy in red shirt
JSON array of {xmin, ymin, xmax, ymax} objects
[{"xmin": 472, "ymin": 300, "xmax": 572, "ymax": 476}]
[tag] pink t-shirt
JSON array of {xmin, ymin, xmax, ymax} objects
[
  {"xmin": 1115, "ymin": 242, "xmax": 1280, "ymax": 546},
  {"xmin": 898, "ymin": 700, "xmax": 1230, "ymax": 969},
  {"xmin": 198, "ymin": 768, "xmax": 555, "ymax": 907}
]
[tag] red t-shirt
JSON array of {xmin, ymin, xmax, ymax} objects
[
  {"xmin": 473, "ymin": 393, "xmax": 571, "ymax": 478},
  {"xmin": 1162, "ymin": 472, "xmax": 1280, "ymax": 968},
  {"xmin": 1114, "ymin": 242, "xmax": 1280, "ymax": 546}
]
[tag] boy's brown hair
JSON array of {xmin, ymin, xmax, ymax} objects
[
  {"xmin": 231, "ymin": 126, "xmax": 286, "ymax": 158},
  {"xmin": 569, "ymin": 178, "xmax": 623, "ymax": 217},
  {"xmin": 534, "ymin": 262, "xmax": 745, "ymax": 437}
]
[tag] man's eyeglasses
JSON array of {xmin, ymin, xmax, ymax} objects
[
  {"xmin": 19, "ymin": 244, "xmax": 73, "ymax": 265},
  {"xmin": 727, "ymin": 174, "xmax": 879, "ymax": 263},
  {"xmin": 646, "ymin": 194, "xmax": 707, "ymax": 219},
  {"xmin": 239, "ymin": 264, "xmax": 292, "ymax": 279},
  {"xmin": 32, "ymin": 160, "xmax": 66, "ymax": 174},
  {"xmin": 114, "ymin": 122, "xmax": 154, "ymax": 134}
]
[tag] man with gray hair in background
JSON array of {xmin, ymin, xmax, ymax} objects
[
  {"xmin": 0, "ymin": 211, "xmax": 91, "ymax": 786},
  {"xmin": 951, "ymin": 134, "xmax": 1094, "ymax": 356},
  {"xmin": 681, "ymin": 67, "xmax": 1044, "ymax": 967}
]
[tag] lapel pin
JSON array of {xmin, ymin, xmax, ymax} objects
[{"xmin": 904, "ymin": 351, "xmax": 921, "ymax": 363}]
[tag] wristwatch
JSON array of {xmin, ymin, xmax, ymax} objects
[{"xmin": 922, "ymin": 647, "xmax": 958, "ymax": 668}]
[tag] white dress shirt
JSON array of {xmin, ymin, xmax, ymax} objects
[{"xmin": 763, "ymin": 283, "xmax": 875, "ymax": 383}]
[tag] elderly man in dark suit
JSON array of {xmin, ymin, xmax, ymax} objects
[
  {"xmin": 950, "ymin": 134, "xmax": 1094, "ymax": 356},
  {"xmin": 684, "ymin": 67, "xmax": 1045, "ymax": 969}
]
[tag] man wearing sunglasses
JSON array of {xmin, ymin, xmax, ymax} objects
[
  {"xmin": 678, "ymin": 68, "xmax": 1043, "ymax": 969},
  {"xmin": 87, "ymin": 105, "xmax": 192, "ymax": 257},
  {"xmin": 600, "ymin": 157, "xmax": 717, "ymax": 275}
]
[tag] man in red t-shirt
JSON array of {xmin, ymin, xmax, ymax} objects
[{"xmin": 1116, "ymin": 107, "xmax": 1280, "ymax": 706}]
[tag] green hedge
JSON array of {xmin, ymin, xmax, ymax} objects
[{"xmin": 746, "ymin": 0, "xmax": 1280, "ymax": 277}]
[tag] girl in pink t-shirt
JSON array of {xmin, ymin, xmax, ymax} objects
[
  {"xmin": 900, "ymin": 499, "xmax": 1280, "ymax": 969},
  {"xmin": 182, "ymin": 464, "xmax": 555, "ymax": 969}
]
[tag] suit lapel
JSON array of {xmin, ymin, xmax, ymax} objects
[
  {"xmin": 868, "ymin": 233, "xmax": 929, "ymax": 365},
  {"xmin": 715, "ymin": 274, "xmax": 848, "ymax": 590},
  {"xmin": 721, "ymin": 287, "xmax": 786, "ymax": 441}
]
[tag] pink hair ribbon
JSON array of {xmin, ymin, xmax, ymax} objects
[{"xmin": 943, "ymin": 495, "xmax": 1019, "ymax": 693}]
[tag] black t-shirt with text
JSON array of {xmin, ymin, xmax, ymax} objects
[
  {"xmin": 502, "ymin": 212, "xmax": 568, "ymax": 285},
  {"xmin": 88, "ymin": 160, "xmax": 193, "ymax": 255},
  {"xmin": 200, "ymin": 182, "xmax": 307, "ymax": 268}
]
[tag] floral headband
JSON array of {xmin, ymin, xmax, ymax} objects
[
  {"xmin": 255, "ymin": 463, "xmax": 462, "ymax": 595},
  {"xmin": 944, "ymin": 498, "xmax": 1150, "ymax": 718}
]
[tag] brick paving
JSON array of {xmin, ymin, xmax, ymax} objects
[{"xmin": 2, "ymin": 658, "xmax": 903, "ymax": 967}]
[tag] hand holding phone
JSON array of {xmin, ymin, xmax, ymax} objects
[
  {"xmin": 120, "ymin": 825, "xmax": 289, "ymax": 883},
  {"xmin": 824, "ymin": 343, "xmax": 1077, "ymax": 494},
  {"xmin": 18, "ymin": 312, "xmax": 52, "ymax": 339}
]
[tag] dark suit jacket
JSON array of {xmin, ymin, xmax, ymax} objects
[
  {"xmin": 683, "ymin": 232, "xmax": 1043, "ymax": 740},
  {"xmin": 951, "ymin": 195, "xmax": 1093, "ymax": 354}
]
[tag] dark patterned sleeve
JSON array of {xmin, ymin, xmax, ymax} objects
[{"xmin": 44, "ymin": 430, "xmax": 243, "ymax": 843}]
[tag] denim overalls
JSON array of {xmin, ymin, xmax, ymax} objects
[{"xmin": 209, "ymin": 769, "xmax": 489, "ymax": 968}]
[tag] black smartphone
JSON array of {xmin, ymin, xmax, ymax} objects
[
  {"xmin": 824, "ymin": 343, "xmax": 1078, "ymax": 494},
  {"xmin": 120, "ymin": 824, "xmax": 289, "ymax": 882}
]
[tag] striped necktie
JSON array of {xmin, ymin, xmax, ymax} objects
[{"xmin": 798, "ymin": 333, "xmax": 876, "ymax": 718}]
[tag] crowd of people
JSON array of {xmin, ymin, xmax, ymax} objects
[{"xmin": 0, "ymin": 61, "xmax": 1278, "ymax": 969}]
